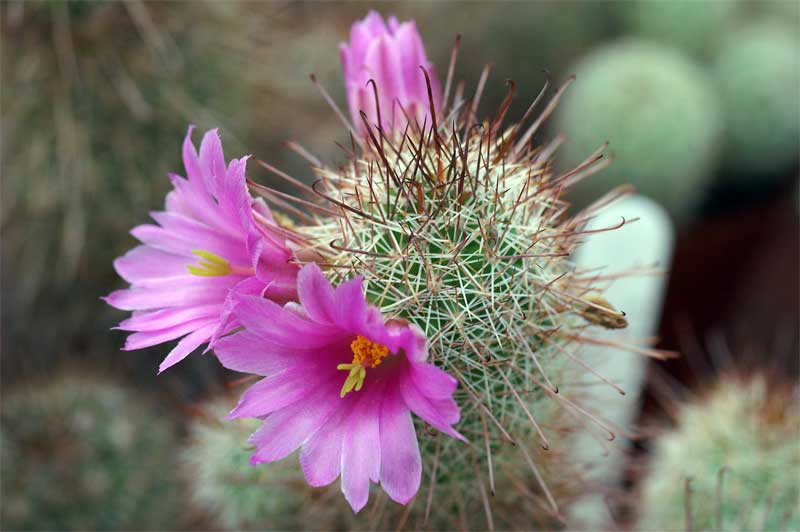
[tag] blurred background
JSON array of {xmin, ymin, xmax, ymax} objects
[{"xmin": 2, "ymin": 1, "xmax": 798, "ymax": 530}]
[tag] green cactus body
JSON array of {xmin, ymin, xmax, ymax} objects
[
  {"xmin": 557, "ymin": 40, "xmax": 721, "ymax": 217},
  {"xmin": 712, "ymin": 22, "xmax": 800, "ymax": 179},
  {"xmin": 0, "ymin": 374, "xmax": 179, "ymax": 530},
  {"xmin": 638, "ymin": 377, "xmax": 800, "ymax": 531}
]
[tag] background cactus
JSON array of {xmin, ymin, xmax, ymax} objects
[
  {"xmin": 637, "ymin": 375, "xmax": 800, "ymax": 531},
  {"xmin": 181, "ymin": 395, "xmax": 344, "ymax": 531},
  {"xmin": 0, "ymin": 373, "xmax": 179, "ymax": 530},
  {"xmin": 618, "ymin": 0, "xmax": 745, "ymax": 58},
  {"xmin": 556, "ymin": 40, "xmax": 721, "ymax": 218},
  {"xmin": 711, "ymin": 21, "xmax": 800, "ymax": 180}
]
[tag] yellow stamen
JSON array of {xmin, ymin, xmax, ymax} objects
[
  {"xmin": 186, "ymin": 249, "xmax": 232, "ymax": 277},
  {"xmin": 337, "ymin": 336, "xmax": 390, "ymax": 398}
]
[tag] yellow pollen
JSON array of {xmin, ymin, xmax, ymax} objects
[
  {"xmin": 337, "ymin": 336, "xmax": 390, "ymax": 398},
  {"xmin": 186, "ymin": 249, "xmax": 232, "ymax": 277}
]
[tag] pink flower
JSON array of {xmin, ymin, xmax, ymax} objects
[
  {"xmin": 105, "ymin": 127, "xmax": 298, "ymax": 373},
  {"xmin": 214, "ymin": 263, "xmax": 463, "ymax": 512},
  {"xmin": 340, "ymin": 10, "xmax": 442, "ymax": 139}
]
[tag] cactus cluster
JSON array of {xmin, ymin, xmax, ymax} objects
[
  {"xmin": 638, "ymin": 376, "xmax": 800, "ymax": 531},
  {"xmin": 0, "ymin": 374, "xmax": 179, "ymax": 530}
]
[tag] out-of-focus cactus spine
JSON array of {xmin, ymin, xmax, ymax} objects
[
  {"xmin": 557, "ymin": 40, "xmax": 721, "ymax": 217},
  {"xmin": 638, "ymin": 376, "xmax": 800, "ymax": 531},
  {"xmin": 0, "ymin": 374, "xmax": 179, "ymax": 530}
]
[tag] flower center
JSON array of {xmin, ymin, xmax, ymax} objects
[
  {"xmin": 336, "ymin": 336, "xmax": 390, "ymax": 398},
  {"xmin": 187, "ymin": 249, "xmax": 254, "ymax": 277}
]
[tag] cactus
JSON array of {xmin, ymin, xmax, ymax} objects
[
  {"xmin": 556, "ymin": 40, "xmax": 721, "ymax": 217},
  {"xmin": 618, "ymin": 0, "xmax": 745, "ymax": 58},
  {"xmin": 181, "ymin": 395, "xmax": 344, "ymax": 531},
  {"xmin": 638, "ymin": 376, "xmax": 800, "ymax": 531},
  {"xmin": 712, "ymin": 22, "xmax": 800, "ymax": 179},
  {"xmin": 257, "ymin": 56, "xmax": 646, "ymax": 525},
  {"xmin": 0, "ymin": 374, "xmax": 179, "ymax": 530}
]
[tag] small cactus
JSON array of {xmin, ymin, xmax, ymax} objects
[
  {"xmin": 712, "ymin": 22, "xmax": 800, "ymax": 179},
  {"xmin": 557, "ymin": 40, "xmax": 721, "ymax": 217},
  {"xmin": 181, "ymin": 395, "xmax": 343, "ymax": 530},
  {"xmin": 0, "ymin": 374, "xmax": 179, "ymax": 530},
  {"xmin": 619, "ymin": 0, "xmax": 745, "ymax": 58},
  {"xmin": 638, "ymin": 376, "xmax": 800, "ymax": 531}
]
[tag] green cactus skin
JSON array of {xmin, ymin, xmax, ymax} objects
[
  {"xmin": 712, "ymin": 22, "xmax": 800, "ymax": 179},
  {"xmin": 557, "ymin": 40, "xmax": 721, "ymax": 218},
  {"xmin": 638, "ymin": 376, "xmax": 800, "ymax": 531},
  {"xmin": 0, "ymin": 374, "xmax": 179, "ymax": 530},
  {"xmin": 619, "ymin": 0, "xmax": 745, "ymax": 58}
]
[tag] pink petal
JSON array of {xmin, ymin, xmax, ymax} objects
[
  {"xmin": 409, "ymin": 362, "xmax": 459, "ymax": 400},
  {"xmin": 233, "ymin": 295, "xmax": 342, "ymax": 349},
  {"xmin": 341, "ymin": 392, "xmax": 382, "ymax": 512},
  {"xmin": 113, "ymin": 245, "xmax": 190, "ymax": 283},
  {"xmin": 248, "ymin": 380, "xmax": 341, "ymax": 464},
  {"xmin": 379, "ymin": 389, "xmax": 422, "ymax": 505},
  {"xmin": 299, "ymin": 408, "xmax": 347, "ymax": 488},
  {"xmin": 158, "ymin": 322, "xmax": 218, "ymax": 373},
  {"xmin": 214, "ymin": 331, "xmax": 321, "ymax": 376},
  {"xmin": 198, "ymin": 128, "xmax": 227, "ymax": 197},
  {"xmin": 333, "ymin": 274, "xmax": 367, "ymax": 331},
  {"xmin": 227, "ymin": 368, "xmax": 332, "ymax": 419},
  {"xmin": 296, "ymin": 262, "xmax": 337, "ymax": 324},
  {"xmin": 400, "ymin": 375, "xmax": 464, "ymax": 441},
  {"xmin": 118, "ymin": 305, "xmax": 221, "ymax": 332},
  {"xmin": 123, "ymin": 317, "xmax": 217, "ymax": 350},
  {"xmin": 142, "ymin": 213, "xmax": 250, "ymax": 266},
  {"xmin": 105, "ymin": 276, "xmax": 236, "ymax": 311}
]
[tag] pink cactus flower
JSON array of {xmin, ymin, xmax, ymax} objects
[
  {"xmin": 340, "ymin": 10, "xmax": 442, "ymax": 139},
  {"xmin": 214, "ymin": 263, "xmax": 463, "ymax": 512},
  {"xmin": 105, "ymin": 127, "xmax": 298, "ymax": 373}
]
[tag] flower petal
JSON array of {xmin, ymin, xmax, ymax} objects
[
  {"xmin": 113, "ymin": 245, "xmax": 190, "ymax": 283},
  {"xmin": 341, "ymin": 392, "xmax": 382, "ymax": 512},
  {"xmin": 227, "ymin": 368, "xmax": 332, "ymax": 419},
  {"xmin": 400, "ymin": 375, "xmax": 464, "ymax": 441},
  {"xmin": 296, "ymin": 262, "xmax": 337, "ymax": 324},
  {"xmin": 379, "ymin": 389, "xmax": 422, "ymax": 505},
  {"xmin": 158, "ymin": 322, "xmax": 218, "ymax": 373},
  {"xmin": 299, "ymin": 408, "xmax": 347, "ymax": 488},
  {"xmin": 248, "ymin": 380, "xmax": 341, "ymax": 464}
]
